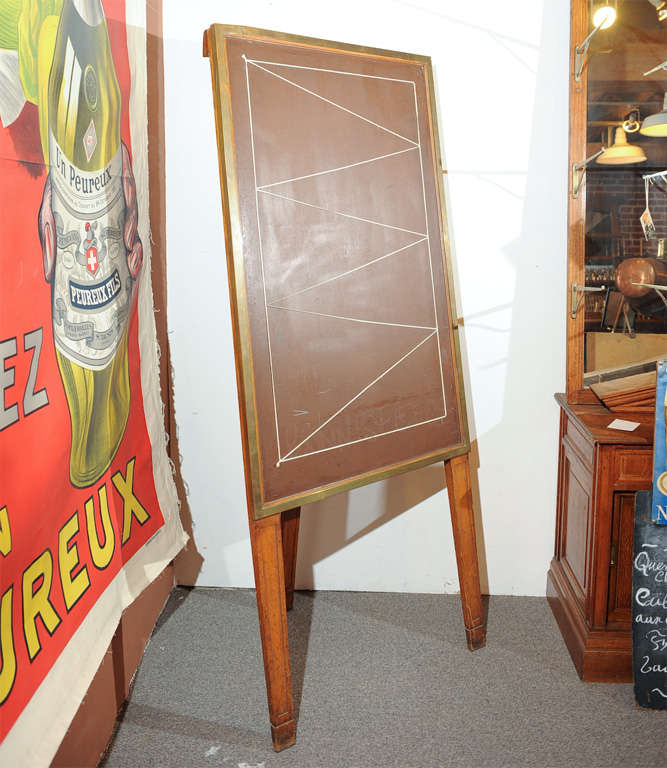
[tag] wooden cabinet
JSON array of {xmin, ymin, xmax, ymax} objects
[
  {"xmin": 551, "ymin": 0, "xmax": 667, "ymax": 682},
  {"xmin": 547, "ymin": 394, "xmax": 653, "ymax": 681}
]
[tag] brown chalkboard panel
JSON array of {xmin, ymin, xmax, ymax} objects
[{"xmin": 206, "ymin": 26, "xmax": 469, "ymax": 518}]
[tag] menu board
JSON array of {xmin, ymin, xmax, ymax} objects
[{"xmin": 632, "ymin": 491, "xmax": 667, "ymax": 710}]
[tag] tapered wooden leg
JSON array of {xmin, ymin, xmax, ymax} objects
[
  {"xmin": 444, "ymin": 453, "xmax": 487, "ymax": 651},
  {"xmin": 249, "ymin": 514, "xmax": 296, "ymax": 751},
  {"xmin": 281, "ymin": 507, "xmax": 301, "ymax": 611}
]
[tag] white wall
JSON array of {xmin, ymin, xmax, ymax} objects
[{"xmin": 163, "ymin": 0, "xmax": 569, "ymax": 595}]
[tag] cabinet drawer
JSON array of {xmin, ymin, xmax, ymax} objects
[{"xmin": 613, "ymin": 449, "xmax": 652, "ymax": 489}]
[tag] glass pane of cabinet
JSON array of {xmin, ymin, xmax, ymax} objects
[{"xmin": 584, "ymin": 0, "xmax": 667, "ymax": 376}]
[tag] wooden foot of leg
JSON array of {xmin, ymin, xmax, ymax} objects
[
  {"xmin": 281, "ymin": 507, "xmax": 301, "ymax": 612},
  {"xmin": 445, "ymin": 454, "xmax": 487, "ymax": 651},
  {"xmin": 249, "ymin": 514, "xmax": 297, "ymax": 751},
  {"xmin": 464, "ymin": 623, "xmax": 486, "ymax": 651},
  {"xmin": 271, "ymin": 720, "xmax": 297, "ymax": 751}
]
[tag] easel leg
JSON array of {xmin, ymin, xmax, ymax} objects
[
  {"xmin": 281, "ymin": 507, "xmax": 301, "ymax": 611},
  {"xmin": 444, "ymin": 454, "xmax": 487, "ymax": 651},
  {"xmin": 249, "ymin": 514, "xmax": 296, "ymax": 751}
]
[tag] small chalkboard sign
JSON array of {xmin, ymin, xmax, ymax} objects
[{"xmin": 632, "ymin": 491, "xmax": 667, "ymax": 710}]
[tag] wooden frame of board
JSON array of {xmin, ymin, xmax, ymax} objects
[{"xmin": 204, "ymin": 24, "xmax": 485, "ymax": 751}]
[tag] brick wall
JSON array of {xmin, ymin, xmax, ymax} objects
[{"xmin": 587, "ymin": 168, "xmax": 667, "ymax": 259}]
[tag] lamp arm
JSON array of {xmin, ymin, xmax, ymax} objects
[
  {"xmin": 575, "ymin": 24, "xmax": 601, "ymax": 55},
  {"xmin": 643, "ymin": 60, "xmax": 667, "ymax": 77},
  {"xmin": 572, "ymin": 148, "xmax": 606, "ymax": 198},
  {"xmin": 631, "ymin": 282, "xmax": 667, "ymax": 310},
  {"xmin": 574, "ymin": 24, "xmax": 602, "ymax": 83},
  {"xmin": 574, "ymin": 23, "xmax": 603, "ymax": 82},
  {"xmin": 643, "ymin": 169, "xmax": 667, "ymax": 182}
]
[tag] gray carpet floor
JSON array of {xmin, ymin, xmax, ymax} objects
[{"xmin": 101, "ymin": 589, "xmax": 665, "ymax": 768}]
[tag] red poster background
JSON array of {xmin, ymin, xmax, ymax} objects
[{"xmin": 0, "ymin": 0, "xmax": 165, "ymax": 739}]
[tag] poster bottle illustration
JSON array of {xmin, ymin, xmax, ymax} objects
[{"xmin": 47, "ymin": 0, "xmax": 133, "ymax": 487}]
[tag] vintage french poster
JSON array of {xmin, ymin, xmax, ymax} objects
[{"xmin": 0, "ymin": 1, "xmax": 185, "ymax": 763}]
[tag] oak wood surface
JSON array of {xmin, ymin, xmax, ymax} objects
[
  {"xmin": 606, "ymin": 493, "xmax": 635, "ymax": 626},
  {"xmin": 281, "ymin": 508, "xmax": 301, "ymax": 612},
  {"xmin": 567, "ymin": 0, "xmax": 588, "ymax": 400},
  {"xmin": 555, "ymin": 393, "xmax": 653, "ymax": 445},
  {"xmin": 249, "ymin": 514, "xmax": 296, "ymax": 751},
  {"xmin": 547, "ymin": 561, "xmax": 633, "ymax": 681},
  {"xmin": 444, "ymin": 454, "xmax": 486, "ymax": 651},
  {"xmin": 548, "ymin": 397, "xmax": 652, "ymax": 682},
  {"xmin": 249, "ymin": 453, "xmax": 486, "ymax": 751}
]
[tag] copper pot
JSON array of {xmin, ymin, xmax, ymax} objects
[{"xmin": 615, "ymin": 257, "xmax": 667, "ymax": 313}]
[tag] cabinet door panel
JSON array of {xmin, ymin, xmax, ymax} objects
[
  {"xmin": 565, "ymin": 416, "xmax": 594, "ymax": 468},
  {"xmin": 607, "ymin": 492, "xmax": 634, "ymax": 627},
  {"xmin": 561, "ymin": 445, "xmax": 592, "ymax": 609}
]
